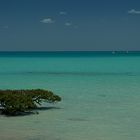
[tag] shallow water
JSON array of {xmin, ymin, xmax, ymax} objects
[{"xmin": 0, "ymin": 52, "xmax": 140, "ymax": 140}]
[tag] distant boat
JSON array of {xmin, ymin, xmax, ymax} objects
[
  {"xmin": 126, "ymin": 51, "xmax": 129, "ymax": 53},
  {"xmin": 112, "ymin": 51, "xmax": 115, "ymax": 54}
]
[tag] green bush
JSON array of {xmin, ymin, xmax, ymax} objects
[{"xmin": 0, "ymin": 89, "xmax": 61, "ymax": 115}]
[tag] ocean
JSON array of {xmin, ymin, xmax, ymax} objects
[{"xmin": 0, "ymin": 51, "xmax": 140, "ymax": 140}]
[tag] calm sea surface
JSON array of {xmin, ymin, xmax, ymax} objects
[{"xmin": 0, "ymin": 51, "xmax": 140, "ymax": 140}]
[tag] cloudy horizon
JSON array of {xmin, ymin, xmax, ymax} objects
[{"xmin": 0, "ymin": 0, "xmax": 140, "ymax": 51}]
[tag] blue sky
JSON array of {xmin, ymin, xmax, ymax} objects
[{"xmin": 0, "ymin": 0, "xmax": 140, "ymax": 51}]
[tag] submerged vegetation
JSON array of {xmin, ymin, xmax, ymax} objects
[{"xmin": 0, "ymin": 89, "xmax": 61, "ymax": 115}]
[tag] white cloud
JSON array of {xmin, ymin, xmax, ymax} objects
[
  {"xmin": 128, "ymin": 9, "xmax": 140, "ymax": 14},
  {"xmin": 60, "ymin": 11, "xmax": 67, "ymax": 15},
  {"xmin": 40, "ymin": 18, "xmax": 55, "ymax": 24},
  {"xmin": 65, "ymin": 22, "xmax": 72, "ymax": 26}
]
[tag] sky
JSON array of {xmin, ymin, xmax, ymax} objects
[{"xmin": 0, "ymin": 0, "xmax": 140, "ymax": 51}]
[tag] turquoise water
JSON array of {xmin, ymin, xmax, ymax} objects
[{"xmin": 0, "ymin": 51, "xmax": 140, "ymax": 140}]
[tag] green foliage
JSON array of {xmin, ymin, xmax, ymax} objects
[{"xmin": 0, "ymin": 89, "xmax": 61, "ymax": 115}]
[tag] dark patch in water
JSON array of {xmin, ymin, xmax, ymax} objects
[
  {"xmin": 98, "ymin": 94, "xmax": 107, "ymax": 97},
  {"xmin": 27, "ymin": 135, "xmax": 61, "ymax": 140},
  {"xmin": 0, "ymin": 71, "xmax": 137, "ymax": 77},
  {"xmin": 0, "ymin": 110, "xmax": 35, "ymax": 117},
  {"xmin": 27, "ymin": 135, "xmax": 45, "ymax": 140},
  {"xmin": 68, "ymin": 118, "xmax": 88, "ymax": 122},
  {"xmin": 34, "ymin": 106, "xmax": 61, "ymax": 111},
  {"xmin": 0, "ymin": 106, "xmax": 61, "ymax": 117}
]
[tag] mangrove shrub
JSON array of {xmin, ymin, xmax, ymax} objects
[{"xmin": 0, "ymin": 89, "xmax": 61, "ymax": 115}]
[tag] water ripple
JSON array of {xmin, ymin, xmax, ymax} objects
[{"xmin": 0, "ymin": 71, "xmax": 138, "ymax": 76}]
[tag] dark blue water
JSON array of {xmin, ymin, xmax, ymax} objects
[{"xmin": 0, "ymin": 51, "xmax": 140, "ymax": 57}]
